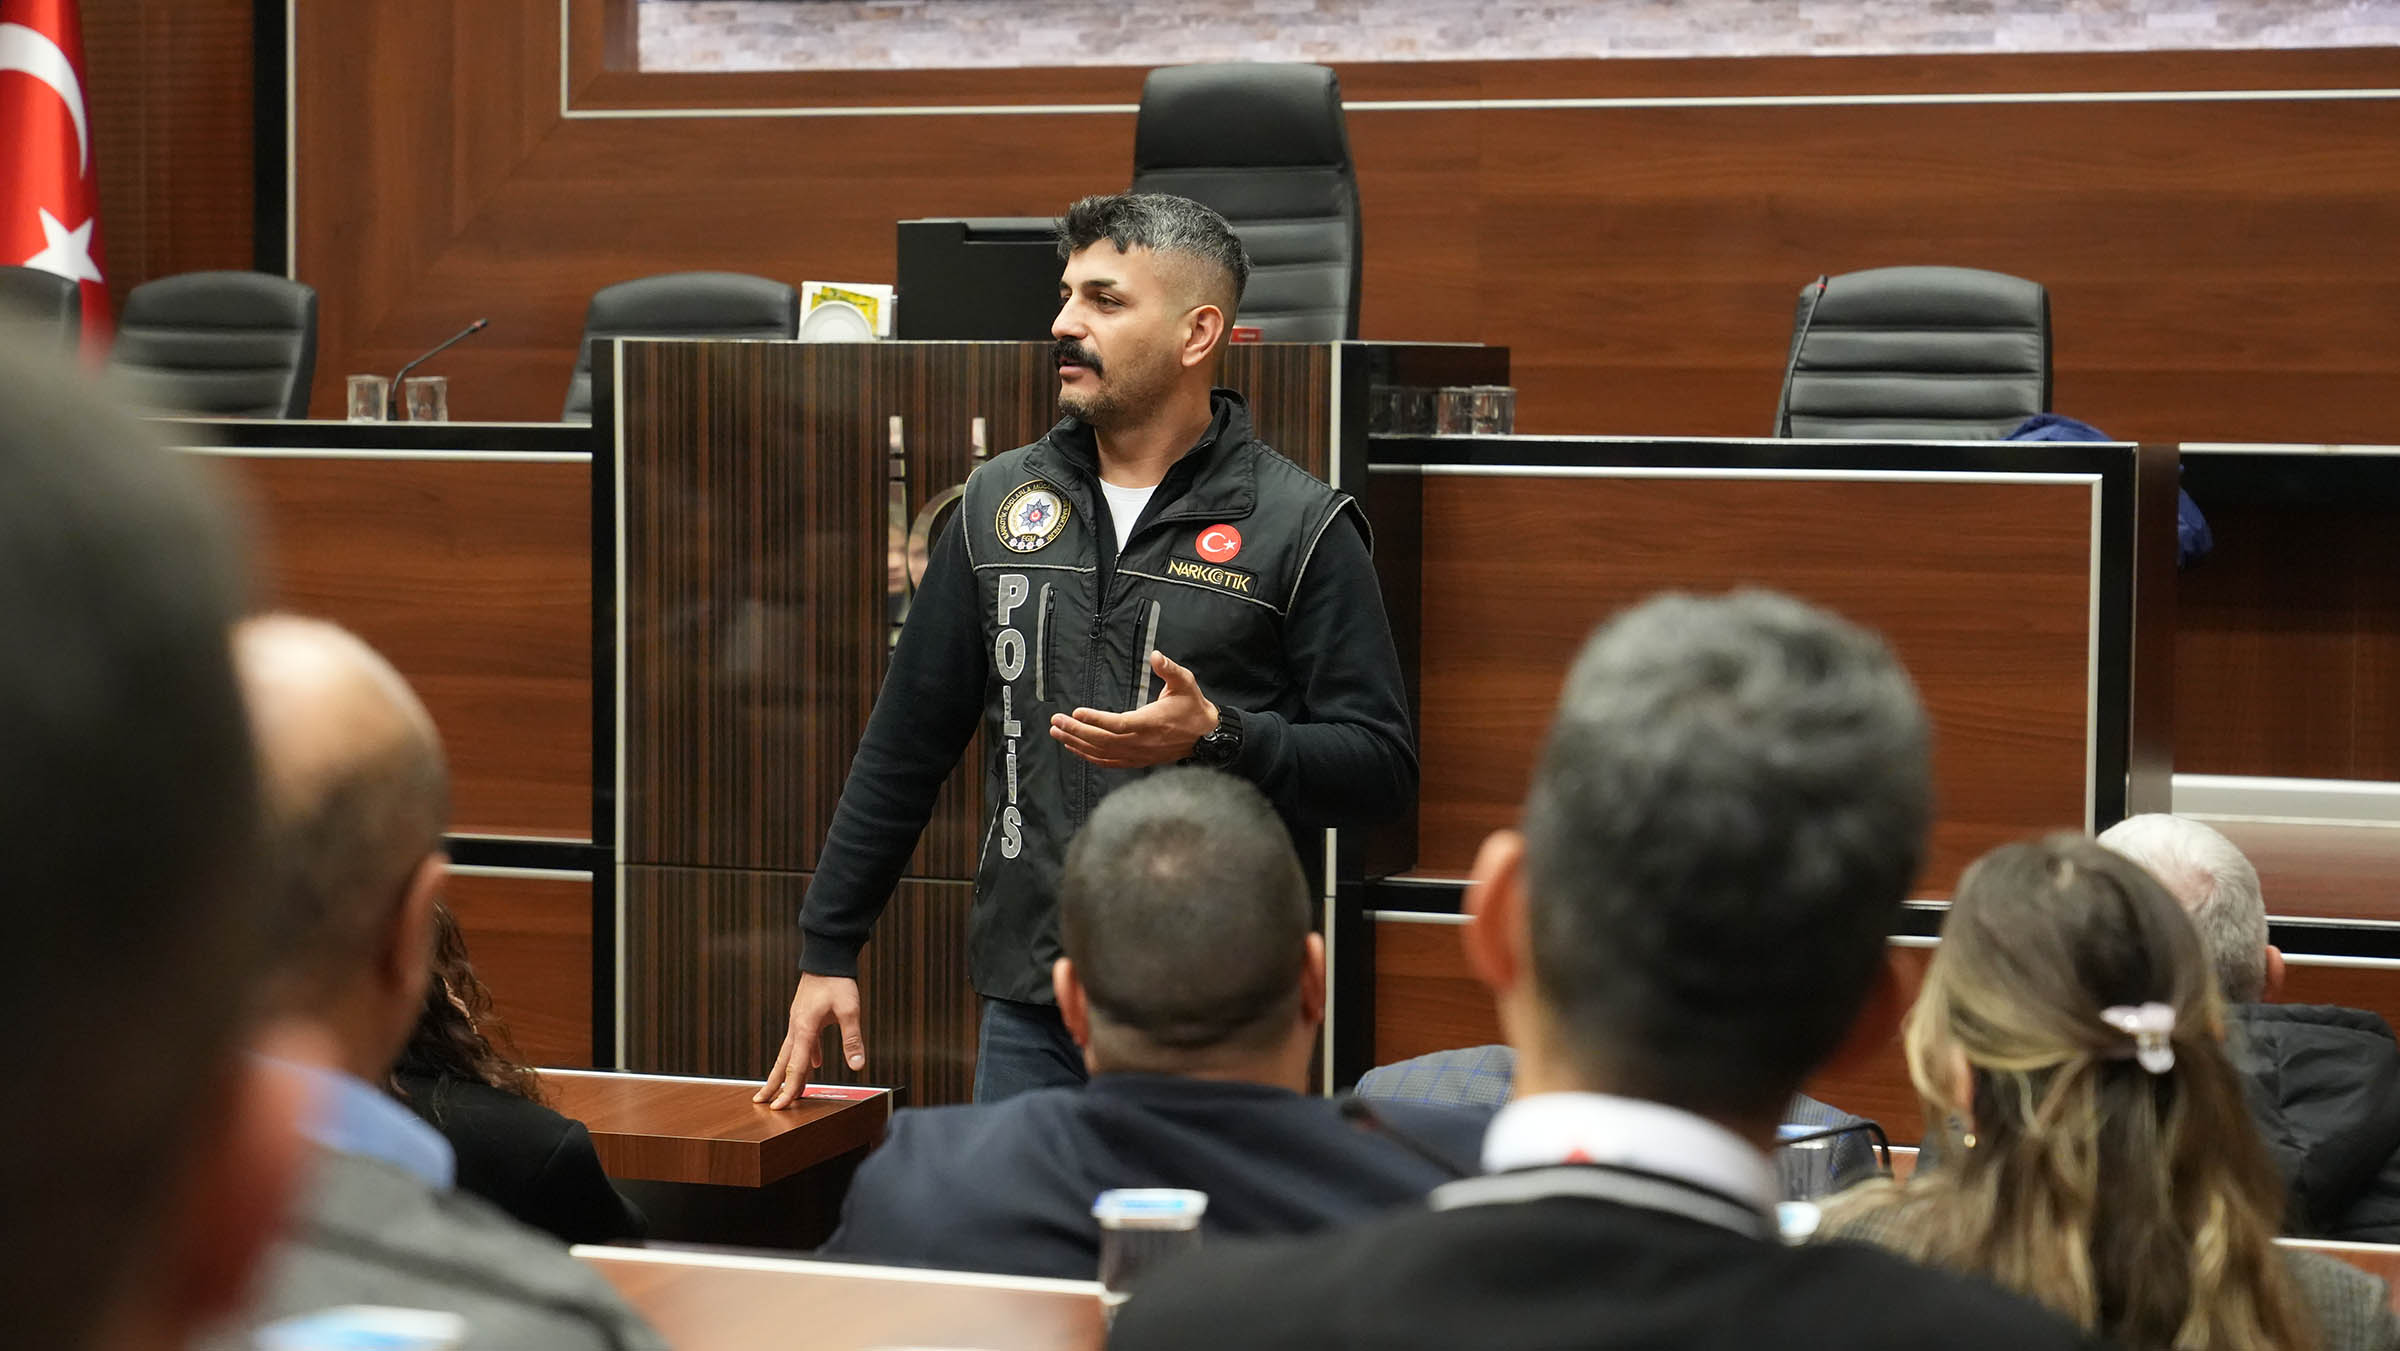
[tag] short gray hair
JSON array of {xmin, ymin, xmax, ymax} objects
[
  {"xmin": 1523, "ymin": 590, "xmax": 1932, "ymax": 1120},
  {"xmin": 2095, "ymin": 813, "xmax": 2268, "ymax": 1002}
]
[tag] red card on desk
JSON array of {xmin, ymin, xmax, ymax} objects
[{"xmin": 800, "ymin": 1084, "xmax": 885, "ymax": 1101}]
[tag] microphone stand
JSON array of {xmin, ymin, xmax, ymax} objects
[{"xmin": 389, "ymin": 318, "xmax": 490, "ymax": 418}]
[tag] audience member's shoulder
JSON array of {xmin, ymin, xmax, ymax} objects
[
  {"xmin": 850, "ymin": 1086, "xmax": 1087, "ymax": 1195},
  {"xmin": 2282, "ymin": 1247, "xmax": 2400, "ymax": 1351},
  {"xmin": 1356, "ymin": 1099, "xmax": 1495, "ymax": 1170},
  {"xmin": 1115, "ymin": 1204, "xmax": 2097, "ymax": 1351},
  {"xmin": 1785, "ymin": 1238, "xmax": 2096, "ymax": 1347},
  {"xmin": 290, "ymin": 1150, "xmax": 663, "ymax": 1349}
]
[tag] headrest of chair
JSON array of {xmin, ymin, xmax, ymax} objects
[
  {"xmin": 122, "ymin": 271, "xmax": 315, "ymax": 329},
  {"xmin": 1135, "ymin": 63, "xmax": 1349, "ymax": 172},
  {"xmin": 1814, "ymin": 266, "xmax": 2047, "ymax": 329},
  {"xmin": 586, "ymin": 272, "xmax": 800, "ymax": 334}
]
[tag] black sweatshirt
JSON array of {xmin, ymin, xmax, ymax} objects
[{"xmin": 797, "ymin": 395, "xmax": 1417, "ymax": 1000}]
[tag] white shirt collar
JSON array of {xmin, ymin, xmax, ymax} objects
[{"xmin": 1469, "ymin": 1091, "xmax": 1779, "ymax": 1217}]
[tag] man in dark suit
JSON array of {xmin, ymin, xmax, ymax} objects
[
  {"xmin": 1111, "ymin": 591, "xmax": 2100, "ymax": 1350},
  {"xmin": 821, "ymin": 767, "xmax": 1487, "ymax": 1280},
  {"xmin": 202, "ymin": 616, "xmax": 664, "ymax": 1351},
  {"xmin": 2102, "ymin": 812, "xmax": 2400, "ymax": 1244}
]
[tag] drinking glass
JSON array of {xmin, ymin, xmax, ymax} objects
[
  {"xmin": 402, "ymin": 375, "xmax": 449, "ymax": 422},
  {"xmin": 346, "ymin": 374, "xmax": 390, "ymax": 422}
]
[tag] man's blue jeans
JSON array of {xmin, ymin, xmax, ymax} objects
[{"xmin": 973, "ymin": 997, "xmax": 1087, "ymax": 1103}]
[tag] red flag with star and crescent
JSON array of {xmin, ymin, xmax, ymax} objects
[{"xmin": 0, "ymin": 0, "xmax": 108, "ymax": 353}]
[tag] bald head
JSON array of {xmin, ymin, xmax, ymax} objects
[{"xmin": 236, "ymin": 616, "xmax": 449, "ymax": 1015}]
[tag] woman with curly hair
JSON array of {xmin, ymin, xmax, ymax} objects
[{"xmin": 392, "ymin": 901, "xmax": 644, "ymax": 1244}]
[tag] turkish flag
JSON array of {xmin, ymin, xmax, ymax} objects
[{"xmin": 0, "ymin": 0, "xmax": 108, "ymax": 352}]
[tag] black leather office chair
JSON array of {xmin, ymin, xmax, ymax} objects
[
  {"xmin": 110, "ymin": 271, "xmax": 319, "ymax": 419},
  {"xmin": 0, "ymin": 265, "xmax": 81, "ymax": 350},
  {"xmin": 563, "ymin": 272, "xmax": 800, "ymax": 422},
  {"xmin": 1131, "ymin": 62, "xmax": 1360, "ymax": 342},
  {"xmin": 1774, "ymin": 266, "xmax": 2050, "ymax": 440}
]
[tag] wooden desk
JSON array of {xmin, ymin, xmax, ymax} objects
[
  {"xmin": 541, "ymin": 1070, "xmax": 891, "ymax": 1188},
  {"xmin": 578, "ymin": 1247, "xmax": 1106, "ymax": 1351},
  {"xmin": 542, "ymin": 1070, "xmax": 893, "ymax": 1249}
]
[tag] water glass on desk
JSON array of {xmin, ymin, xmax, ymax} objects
[
  {"xmin": 346, "ymin": 374, "xmax": 390, "ymax": 422},
  {"xmin": 1470, "ymin": 385, "xmax": 1517, "ymax": 435},
  {"xmin": 1093, "ymin": 1188, "xmax": 1207, "ymax": 1309},
  {"xmin": 402, "ymin": 375, "xmax": 449, "ymax": 422}
]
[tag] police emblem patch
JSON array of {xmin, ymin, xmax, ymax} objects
[{"xmin": 996, "ymin": 481, "xmax": 1071, "ymax": 553}]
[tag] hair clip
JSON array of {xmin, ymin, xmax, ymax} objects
[{"xmin": 2100, "ymin": 1002, "xmax": 2177, "ymax": 1074}]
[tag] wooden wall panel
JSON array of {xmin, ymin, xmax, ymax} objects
[
  {"xmin": 292, "ymin": 8, "xmax": 2400, "ymax": 444},
  {"xmin": 446, "ymin": 870, "xmax": 594, "ymax": 1068},
  {"xmin": 623, "ymin": 869, "xmax": 978, "ymax": 1107},
  {"xmin": 1409, "ymin": 473, "xmax": 2098, "ymax": 890},
  {"xmin": 218, "ymin": 454, "xmax": 594, "ymax": 838},
  {"xmin": 1375, "ymin": 915, "xmax": 2400, "ymax": 1147},
  {"xmin": 616, "ymin": 341, "xmax": 1044, "ymax": 875},
  {"xmin": 2176, "ymin": 503, "xmax": 2400, "ymax": 781},
  {"xmin": 82, "ymin": 0, "xmax": 255, "ymax": 313}
]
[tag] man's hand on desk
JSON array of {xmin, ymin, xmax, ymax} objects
[{"xmin": 756, "ymin": 973, "xmax": 865, "ymax": 1110}]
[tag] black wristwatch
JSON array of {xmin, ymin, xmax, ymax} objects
[{"xmin": 1188, "ymin": 705, "xmax": 1244, "ymax": 769}]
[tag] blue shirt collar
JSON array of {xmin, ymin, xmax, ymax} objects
[{"xmin": 283, "ymin": 1060, "xmax": 456, "ymax": 1190}]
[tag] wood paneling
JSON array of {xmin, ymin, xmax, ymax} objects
[
  {"xmin": 617, "ymin": 341, "xmax": 1032, "ymax": 874},
  {"xmin": 83, "ymin": 0, "xmax": 255, "ymax": 314},
  {"xmin": 446, "ymin": 870, "xmax": 594, "ymax": 1068},
  {"xmin": 2176, "ymin": 502, "xmax": 2400, "ymax": 781},
  {"xmin": 1375, "ymin": 916, "xmax": 2400, "ymax": 1146},
  {"xmin": 296, "ymin": 9, "xmax": 2400, "ymax": 444},
  {"xmin": 1408, "ymin": 472, "xmax": 2099, "ymax": 888},
  {"xmin": 220, "ymin": 453, "xmax": 594, "ymax": 838},
  {"xmin": 541, "ymin": 1072, "xmax": 889, "ymax": 1187},
  {"xmin": 587, "ymin": 1252, "xmax": 1105, "ymax": 1351},
  {"xmin": 2214, "ymin": 821, "xmax": 2400, "ymax": 924},
  {"xmin": 1370, "ymin": 917, "xmax": 1494, "ymax": 1066},
  {"xmin": 623, "ymin": 869, "xmax": 979, "ymax": 1107}
]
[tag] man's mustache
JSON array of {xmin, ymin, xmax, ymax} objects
[{"xmin": 1053, "ymin": 339, "xmax": 1103, "ymax": 376}]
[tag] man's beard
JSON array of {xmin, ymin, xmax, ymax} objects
[{"xmin": 1060, "ymin": 345, "xmax": 1176, "ymax": 431}]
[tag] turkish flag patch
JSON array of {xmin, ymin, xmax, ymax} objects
[{"xmin": 1195, "ymin": 524, "xmax": 1242, "ymax": 563}]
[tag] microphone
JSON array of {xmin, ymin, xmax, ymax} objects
[
  {"xmin": 1773, "ymin": 276, "xmax": 1829, "ymax": 438},
  {"xmin": 388, "ymin": 318, "xmax": 490, "ymax": 417},
  {"xmin": 1337, "ymin": 1093, "xmax": 1475, "ymax": 1180}
]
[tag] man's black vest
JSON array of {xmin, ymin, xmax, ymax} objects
[{"xmin": 955, "ymin": 393, "xmax": 1358, "ymax": 1001}]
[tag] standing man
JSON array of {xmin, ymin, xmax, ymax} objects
[{"xmin": 759, "ymin": 193, "xmax": 1415, "ymax": 1105}]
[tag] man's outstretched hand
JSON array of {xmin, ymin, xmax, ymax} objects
[
  {"xmin": 1050, "ymin": 651, "xmax": 1217, "ymax": 770},
  {"xmin": 755, "ymin": 973, "xmax": 865, "ymax": 1110}
]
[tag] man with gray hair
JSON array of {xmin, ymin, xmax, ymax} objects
[
  {"xmin": 2101, "ymin": 813, "xmax": 2400, "ymax": 1242},
  {"xmin": 762, "ymin": 192, "xmax": 1415, "ymax": 1104}
]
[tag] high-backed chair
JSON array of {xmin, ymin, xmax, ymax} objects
[
  {"xmin": 109, "ymin": 271, "xmax": 319, "ymax": 419},
  {"xmin": 1131, "ymin": 62, "xmax": 1360, "ymax": 342},
  {"xmin": 0, "ymin": 265, "xmax": 81, "ymax": 351},
  {"xmin": 1774, "ymin": 266, "xmax": 2050, "ymax": 440},
  {"xmin": 563, "ymin": 272, "xmax": 800, "ymax": 422}
]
